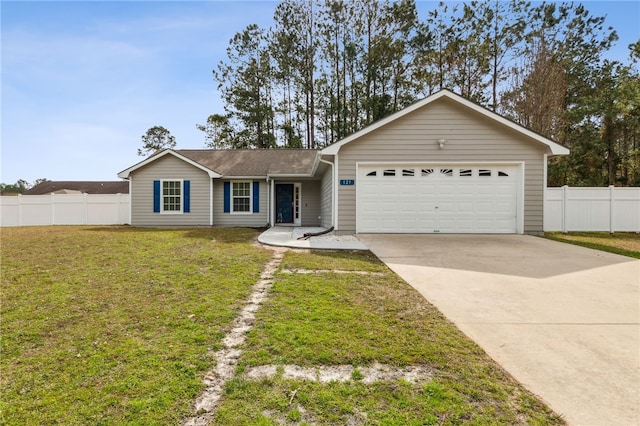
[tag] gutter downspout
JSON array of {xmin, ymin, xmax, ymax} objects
[
  {"xmin": 209, "ymin": 178, "xmax": 214, "ymax": 226},
  {"xmin": 127, "ymin": 177, "xmax": 133, "ymax": 226},
  {"xmin": 318, "ymin": 157, "xmax": 335, "ymax": 230},
  {"xmin": 266, "ymin": 177, "xmax": 271, "ymax": 227},
  {"xmin": 269, "ymin": 177, "xmax": 275, "ymax": 227}
]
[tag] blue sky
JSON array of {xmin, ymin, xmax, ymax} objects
[{"xmin": 2, "ymin": 1, "xmax": 639, "ymax": 184}]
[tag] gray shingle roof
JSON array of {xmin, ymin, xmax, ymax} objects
[
  {"xmin": 25, "ymin": 181, "xmax": 129, "ymax": 195},
  {"xmin": 175, "ymin": 149, "xmax": 319, "ymax": 177}
]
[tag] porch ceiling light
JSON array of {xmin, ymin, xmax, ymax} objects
[{"xmin": 437, "ymin": 139, "xmax": 446, "ymax": 149}]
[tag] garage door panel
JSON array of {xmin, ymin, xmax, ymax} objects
[
  {"xmin": 476, "ymin": 201, "xmax": 495, "ymax": 213},
  {"xmin": 458, "ymin": 202, "xmax": 474, "ymax": 211},
  {"xmin": 357, "ymin": 164, "xmax": 518, "ymax": 233},
  {"xmin": 495, "ymin": 203, "xmax": 514, "ymax": 214},
  {"xmin": 457, "ymin": 186, "xmax": 475, "ymax": 196}
]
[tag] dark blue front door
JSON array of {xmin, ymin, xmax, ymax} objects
[{"xmin": 276, "ymin": 184, "xmax": 294, "ymax": 223}]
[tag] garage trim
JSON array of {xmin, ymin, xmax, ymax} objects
[{"xmin": 355, "ymin": 161, "xmax": 524, "ymax": 234}]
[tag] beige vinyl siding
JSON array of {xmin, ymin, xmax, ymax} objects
[
  {"xmin": 130, "ymin": 154, "xmax": 211, "ymax": 226},
  {"xmin": 212, "ymin": 179, "xmax": 269, "ymax": 227},
  {"xmin": 337, "ymin": 97, "xmax": 546, "ymax": 234},
  {"xmin": 300, "ymin": 181, "xmax": 321, "ymax": 226},
  {"xmin": 320, "ymin": 166, "xmax": 333, "ymax": 228}
]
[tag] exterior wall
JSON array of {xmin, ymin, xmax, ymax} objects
[
  {"xmin": 320, "ymin": 166, "xmax": 333, "ymax": 228},
  {"xmin": 301, "ymin": 180, "xmax": 321, "ymax": 226},
  {"xmin": 336, "ymin": 97, "xmax": 546, "ymax": 234},
  {"xmin": 212, "ymin": 179, "xmax": 269, "ymax": 227},
  {"xmin": 130, "ymin": 155, "xmax": 211, "ymax": 226}
]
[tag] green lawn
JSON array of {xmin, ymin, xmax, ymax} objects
[
  {"xmin": 1, "ymin": 227, "xmax": 564, "ymax": 425},
  {"xmin": 1, "ymin": 226, "xmax": 271, "ymax": 425},
  {"xmin": 544, "ymin": 232, "xmax": 640, "ymax": 259}
]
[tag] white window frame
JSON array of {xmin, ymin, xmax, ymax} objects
[
  {"xmin": 161, "ymin": 179, "xmax": 183, "ymax": 214},
  {"xmin": 231, "ymin": 180, "xmax": 252, "ymax": 214}
]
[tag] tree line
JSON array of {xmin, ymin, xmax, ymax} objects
[
  {"xmin": 0, "ymin": 178, "xmax": 50, "ymax": 195},
  {"xmin": 195, "ymin": 0, "xmax": 639, "ymax": 187}
]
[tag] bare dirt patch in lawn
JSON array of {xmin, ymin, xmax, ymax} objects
[{"xmin": 245, "ymin": 363, "xmax": 433, "ymax": 384}]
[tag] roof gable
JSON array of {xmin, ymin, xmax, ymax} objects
[
  {"xmin": 118, "ymin": 150, "xmax": 222, "ymax": 179},
  {"xmin": 321, "ymin": 89, "xmax": 569, "ymax": 156}
]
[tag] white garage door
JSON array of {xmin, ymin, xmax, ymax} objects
[{"xmin": 357, "ymin": 164, "xmax": 519, "ymax": 233}]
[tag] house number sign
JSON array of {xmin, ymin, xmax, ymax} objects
[{"xmin": 339, "ymin": 179, "xmax": 355, "ymax": 185}]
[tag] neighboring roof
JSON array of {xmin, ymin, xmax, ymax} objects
[
  {"xmin": 24, "ymin": 181, "xmax": 129, "ymax": 195},
  {"xmin": 117, "ymin": 149, "xmax": 320, "ymax": 179},
  {"xmin": 321, "ymin": 89, "xmax": 570, "ymax": 156}
]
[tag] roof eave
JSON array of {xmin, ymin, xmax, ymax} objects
[
  {"xmin": 220, "ymin": 175, "xmax": 266, "ymax": 180},
  {"xmin": 309, "ymin": 152, "xmax": 321, "ymax": 176},
  {"xmin": 547, "ymin": 145, "xmax": 570, "ymax": 156},
  {"xmin": 267, "ymin": 173, "xmax": 315, "ymax": 178}
]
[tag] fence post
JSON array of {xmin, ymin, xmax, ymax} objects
[
  {"xmin": 51, "ymin": 193, "xmax": 56, "ymax": 225},
  {"xmin": 17, "ymin": 194, "xmax": 22, "ymax": 226},
  {"xmin": 84, "ymin": 193, "xmax": 89, "ymax": 225},
  {"xmin": 116, "ymin": 193, "xmax": 122, "ymax": 224},
  {"xmin": 562, "ymin": 185, "xmax": 568, "ymax": 234},
  {"xmin": 609, "ymin": 185, "xmax": 615, "ymax": 234}
]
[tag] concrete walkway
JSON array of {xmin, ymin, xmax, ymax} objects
[
  {"xmin": 358, "ymin": 234, "xmax": 640, "ymax": 426},
  {"xmin": 258, "ymin": 226, "xmax": 367, "ymax": 250}
]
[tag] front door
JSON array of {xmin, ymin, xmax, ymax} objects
[
  {"xmin": 276, "ymin": 183, "xmax": 301, "ymax": 225},
  {"xmin": 276, "ymin": 184, "xmax": 294, "ymax": 224}
]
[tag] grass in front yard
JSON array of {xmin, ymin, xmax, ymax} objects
[
  {"xmin": 1, "ymin": 226, "xmax": 271, "ymax": 425},
  {"xmin": 545, "ymin": 232, "xmax": 640, "ymax": 258},
  {"xmin": 279, "ymin": 250, "xmax": 387, "ymax": 272},
  {"xmin": 216, "ymin": 250, "xmax": 564, "ymax": 425}
]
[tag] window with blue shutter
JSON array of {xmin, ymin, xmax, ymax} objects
[
  {"xmin": 223, "ymin": 182, "xmax": 230, "ymax": 213},
  {"xmin": 153, "ymin": 180, "xmax": 160, "ymax": 212},
  {"xmin": 183, "ymin": 180, "xmax": 190, "ymax": 213},
  {"xmin": 253, "ymin": 181, "xmax": 259, "ymax": 213},
  {"xmin": 155, "ymin": 179, "xmax": 187, "ymax": 213}
]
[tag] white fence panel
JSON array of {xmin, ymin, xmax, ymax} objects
[
  {"xmin": 544, "ymin": 188, "xmax": 564, "ymax": 231},
  {"xmin": 544, "ymin": 186, "xmax": 640, "ymax": 232},
  {"xmin": 54, "ymin": 195, "xmax": 87, "ymax": 225},
  {"xmin": 0, "ymin": 194, "xmax": 130, "ymax": 227},
  {"xmin": 0, "ymin": 197, "xmax": 20, "ymax": 227},
  {"xmin": 613, "ymin": 188, "xmax": 640, "ymax": 232}
]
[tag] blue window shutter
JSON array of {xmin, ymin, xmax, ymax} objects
[
  {"xmin": 153, "ymin": 180, "xmax": 160, "ymax": 213},
  {"xmin": 223, "ymin": 182, "xmax": 230, "ymax": 213},
  {"xmin": 183, "ymin": 180, "xmax": 190, "ymax": 213},
  {"xmin": 253, "ymin": 181, "xmax": 260, "ymax": 213}
]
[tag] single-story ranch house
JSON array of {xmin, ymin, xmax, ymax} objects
[{"xmin": 118, "ymin": 90, "xmax": 569, "ymax": 234}]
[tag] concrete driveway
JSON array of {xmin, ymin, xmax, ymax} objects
[{"xmin": 358, "ymin": 234, "xmax": 640, "ymax": 426}]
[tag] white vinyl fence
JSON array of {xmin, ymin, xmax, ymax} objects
[
  {"xmin": 0, "ymin": 194, "xmax": 130, "ymax": 227},
  {"xmin": 2, "ymin": 188, "xmax": 638, "ymax": 231},
  {"xmin": 545, "ymin": 186, "xmax": 640, "ymax": 233}
]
